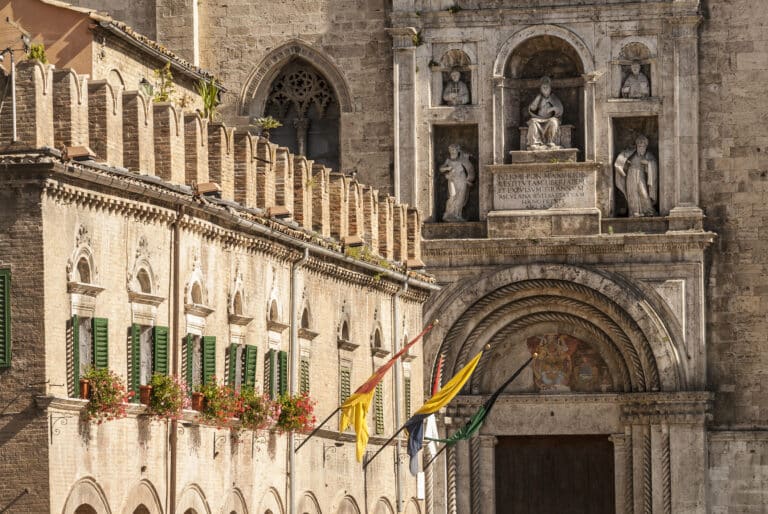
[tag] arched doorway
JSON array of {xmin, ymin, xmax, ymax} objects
[{"xmin": 254, "ymin": 59, "xmax": 341, "ymax": 171}]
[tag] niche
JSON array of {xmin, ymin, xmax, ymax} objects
[
  {"xmin": 611, "ymin": 116, "xmax": 659, "ymax": 217},
  {"xmin": 617, "ymin": 42, "xmax": 653, "ymax": 99},
  {"xmin": 433, "ymin": 124, "xmax": 479, "ymax": 222}
]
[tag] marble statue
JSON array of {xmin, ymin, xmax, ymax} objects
[
  {"xmin": 442, "ymin": 69, "xmax": 470, "ymax": 106},
  {"xmin": 621, "ymin": 61, "xmax": 650, "ymax": 99},
  {"xmin": 440, "ymin": 144, "xmax": 475, "ymax": 222},
  {"xmin": 527, "ymin": 76, "xmax": 564, "ymax": 150},
  {"xmin": 614, "ymin": 134, "xmax": 658, "ymax": 217}
]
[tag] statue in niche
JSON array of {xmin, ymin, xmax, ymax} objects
[
  {"xmin": 526, "ymin": 76, "xmax": 563, "ymax": 150},
  {"xmin": 614, "ymin": 134, "xmax": 658, "ymax": 217},
  {"xmin": 440, "ymin": 144, "xmax": 475, "ymax": 222},
  {"xmin": 621, "ymin": 60, "xmax": 650, "ymax": 99},
  {"xmin": 442, "ymin": 68, "xmax": 470, "ymax": 106}
]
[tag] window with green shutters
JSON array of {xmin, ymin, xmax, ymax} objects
[
  {"xmin": 130, "ymin": 324, "xmax": 168, "ymax": 400},
  {"xmin": 184, "ymin": 334, "xmax": 215, "ymax": 390},
  {"xmin": 71, "ymin": 315, "xmax": 109, "ymax": 395},
  {"xmin": 0, "ymin": 269, "xmax": 10, "ymax": 368},
  {"xmin": 228, "ymin": 343, "xmax": 257, "ymax": 391},
  {"xmin": 299, "ymin": 356, "xmax": 310, "ymax": 395},
  {"xmin": 153, "ymin": 326, "xmax": 169, "ymax": 375},
  {"xmin": 278, "ymin": 350, "xmax": 288, "ymax": 396},
  {"xmin": 404, "ymin": 376, "xmax": 412, "ymax": 418},
  {"xmin": 374, "ymin": 383, "xmax": 384, "ymax": 434}
]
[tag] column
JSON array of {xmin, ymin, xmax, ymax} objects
[
  {"xmin": 477, "ymin": 435, "xmax": 498, "ymax": 514},
  {"xmin": 492, "ymin": 77, "xmax": 507, "ymax": 165},
  {"xmin": 610, "ymin": 432, "xmax": 631, "ymax": 514},
  {"xmin": 387, "ymin": 28, "xmax": 418, "ymax": 206}
]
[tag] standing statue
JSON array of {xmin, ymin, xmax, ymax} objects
[
  {"xmin": 621, "ymin": 61, "xmax": 650, "ymax": 99},
  {"xmin": 527, "ymin": 76, "xmax": 564, "ymax": 150},
  {"xmin": 442, "ymin": 68, "xmax": 470, "ymax": 106},
  {"xmin": 614, "ymin": 135, "xmax": 658, "ymax": 217},
  {"xmin": 440, "ymin": 144, "xmax": 475, "ymax": 222}
]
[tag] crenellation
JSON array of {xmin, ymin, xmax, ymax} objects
[
  {"xmin": 51, "ymin": 69, "xmax": 88, "ymax": 150},
  {"xmin": 233, "ymin": 132, "xmax": 256, "ymax": 208},
  {"xmin": 378, "ymin": 194, "xmax": 395, "ymax": 261},
  {"xmin": 293, "ymin": 155, "xmax": 313, "ymax": 231},
  {"xmin": 0, "ymin": 61, "xmax": 54, "ymax": 151},
  {"xmin": 273, "ymin": 146, "xmax": 294, "ymax": 215},
  {"xmin": 362, "ymin": 187, "xmax": 380, "ymax": 253},
  {"xmin": 311, "ymin": 163, "xmax": 331, "ymax": 238},
  {"xmin": 121, "ymin": 90, "xmax": 154, "ymax": 173},
  {"xmin": 328, "ymin": 172, "xmax": 349, "ymax": 241},
  {"xmin": 406, "ymin": 207, "xmax": 423, "ymax": 267},
  {"xmin": 347, "ymin": 181, "xmax": 363, "ymax": 240},
  {"xmin": 152, "ymin": 102, "xmax": 185, "ymax": 183},
  {"xmin": 207, "ymin": 122, "xmax": 235, "ymax": 201},
  {"xmin": 255, "ymin": 138, "xmax": 276, "ymax": 209},
  {"xmin": 392, "ymin": 203, "xmax": 408, "ymax": 264},
  {"xmin": 183, "ymin": 112, "xmax": 208, "ymax": 185},
  {"xmin": 87, "ymin": 80, "xmax": 123, "ymax": 166}
]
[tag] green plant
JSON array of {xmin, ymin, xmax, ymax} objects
[
  {"xmin": 152, "ymin": 62, "xmax": 175, "ymax": 103},
  {"xmin": 412, "ymin": 30, "xmax": 423, "ymax": 47},
  {"xmin": 82, "ymin": 367, "xmax": 133, "ymax": 423},
  {"xmin": 198, "ymin": 379, "xmax": 243, "ymax": 427},
  {"xmin": 447, "ymin": 4, "xmax": 462, "ymax": 13},
  {"xmin": 275, "ymin": 393, "xmax": 316, "ymax": 433},
  {"xmin": 26, "ymin": 43, "xmax": 48, "ymax": 64},
  {"xmin": 147, "ymin": 374, "xmax": 190, "ymax": 420},
  {"xmin": 252, "ymin": 116, "xmax": 283, "ymax": 131},
  {"xmin": 196, "ymin": 79, "xmax": 220, "ymax": 121},
  {"xmin": 428, "ymin": 59, "xmax": 440, "ymax": 68},
  {"xmin": 240, "ymin": 388, "xmax": 280, "ymax": 431}
]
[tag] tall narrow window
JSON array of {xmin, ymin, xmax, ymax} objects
[
  {"xmin": 229, "ymin": 343, "xmax": 257, "ymax": 391},
  {"xmin": 299, "ymin": 356, "xmax": 310, "ymax": 395},
  {"xmin": 185, "ymin": 334, "xmax": 216, "ymax": 391},
  {"xmin": 71, "ymin": 316, "xmax": 109, "ymax": 393},
  {"xmin": 264, "ymin": 348, "xmax": 288, "ymax": 398},
  {"xmin": 374, "ymin": 383, "xmax": 384, "ymax": 435},
  {"xmin": 404, "ymin": 375, "xmax": 412, "ymax": 419},
  {"xmin": 0, "ymin": 269, "xmax": 9, "ymax": 368},
  {"xmin": 340, "ymin": 364, "xmax": 351, "ymax": 404}
]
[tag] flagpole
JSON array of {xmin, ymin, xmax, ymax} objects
[
  {"xmin": 424, "ymin": 443, "xmax": 449, "ymax": 469},
  {"xmin": 294, "ymin": 406, "xmax": 341, "ymax": 453},
  {"xmin": 363, "ymin": 424, "xmax": 408, "ymax": 469}
]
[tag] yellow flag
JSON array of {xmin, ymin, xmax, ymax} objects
[
  {"xmin": 339, "ymin": 390, "xmax": 376, "ymax": 462},
  {"xmin": 413, "ymin": 351, "xmax": 483, "ymax": 416}
]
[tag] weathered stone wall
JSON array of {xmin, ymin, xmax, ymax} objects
[
  {"xmin": 66, "ymin": 0, "xmax": 157, "ymax": 39},
  {"xmin": 0, "ymin": 171, "xmax": 50, "ymax": 513},
  {"xmin": 708, "ymin": 432, "xmax": 768, "ymax": 512},
  {"xmin": 699, "ymin": 0, "xmax": 768, "ymax": 428},
  {"xmin": 186, "ymin": 0, "xmax": 395, "ymax": 190}
]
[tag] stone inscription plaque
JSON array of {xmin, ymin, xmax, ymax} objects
[{"xmin": 490, "ymin": 164, "xmax": 597, "ymax": 210}]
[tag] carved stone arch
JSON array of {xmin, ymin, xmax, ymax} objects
[
  {"xmin": 68, "ymin": 225, "xmax": 98, "ymax": 284},
  {"xmin": 493, "ymin": 24, "xmax": 595, "ymax": 78},
  {"xmin": 176, "ymin": 484, "xmax": 211, "ymax": 514},
  {"xmin": 403, "ymin": 499, "xmax": 421, "ymax": 514},
  {"xmin": 119, "ymin": 480, "xmax": 163, "ymax": 514},
  {"xmin": 338, "ymin": 309, "xmax": 352, "ymax": 342},
  {"xmin": 370, "ymin": 320, "xmax": 387, "ymax": 356},
  {"xmin": 229, "ymin": 266, "xmax": 247, "ymax": 316},
  {"xmin": 440, "ymin": 48, "xmax": 473, "ymax": 68},
  {"xmin": 333, "ymin": 495, "xmax": 360, "ymax": 514},
  {"xmin": 128, "ymin": 236, "xmax": 159, "ymax": 295},
  {"xmin": 62, "ymin": 477, "xmax": 112, "ymax": 514},
  {"xmin": 239, "ymin": 40, "xmax": 353, "ymax": 116},
  {"xmin": 267, "ymin": 296, "xmax": 282, "ymax": 323},
  {"xmin": 107, "ymin": 68, "xmax": 126, "ymax": 90},
  {"xmin": 425, "ymin": 264, "xmax": 687, "ymax": 394},
  {"xmin": 220, "ymin": 488, "xmax": 248, "ymax": 514},
  {"xmin": 256, "ymin": 487, "xmax": 285, "ymax": 514},
  {"xmin": 300, "ymin": 300, "xmax": 313, "ymax": 329},
  {"xmin": 297, "ymin": 491, "xmax": 321, "ymax": 514}
]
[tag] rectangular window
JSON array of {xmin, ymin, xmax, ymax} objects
[
  {"xmin": 0, "ymin": 269, "xmax": 10, "ymax": 368},
  {"xmin": 72, "ymin": 316, "xmax": 109, "ymax": 393},
  {"xmin": 374, "ymin": 383, "xmax": 384, "ymax": 435},
  {"xmin": 228, "ymin": 343, "xmax": 244, "ymax": 390},
  {"xmin": 404, "ymin": 376, "xmax": 412, "ymax": 419},
  {"xmin": 131, "ymin": 325, "xmax": 169, "ymax": 399},
  {"xmin": 185, "ymin": 334, "xmax": 203, "ymax": 390},
  {"xmin": 339, "ymin": 365, "xmax": 351, "ymax": 404}
]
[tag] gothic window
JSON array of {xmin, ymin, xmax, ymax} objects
[{"xmin": 264, "ymin": 60, "xmax": 340, "ymax": 171}]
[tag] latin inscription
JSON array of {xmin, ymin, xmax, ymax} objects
[{"xmin": 494, "ymin": 170, "xmax": 594, "ymax": 210}]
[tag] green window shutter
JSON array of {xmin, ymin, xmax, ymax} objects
[
  {"xmin": 92, "ymin": 317, "xmax": 109, "ymax": 369},
  {"xmin": 264, "ymin": 349, "xmax": 277, "ymax": 399},
  {"xmin": 202, "ymin": 336, "xmax": 216, "ymax": 385},
  {"xmin": 340, "ymin": 367, "xmax": 351, "ymax": 404},
  {"xmin": 244, "ymin": 345, "xmax": 258, "ymax": 388},
  {"xmin": 130, "ymin": 323, "xmax": 141, "ymax": 400},
  {"xmin": 278, "ymin": 350, "xmax": 288, "ymax": 396},
  {"xmin": 227, "ymin": 343, "xmax": 239, "ymax": 385},
  {"xmin": 375, "ymin": 383, "xmax": 384, "ymax": 435},
  {"xmin": 185, "ymin": 334, "xmax": 194, "ymax": 390},
  {"xmin": 404, "ymin": 376, "xmax": 412, "ymax": 418},
  {"xmin": 299, "ymin": 357, "xmax": 310, "ymax": 395},
  {"xmin": 153, "ymin": 326, "xmax": 169, "ymax": 375},
  {"xmin": 71, "ymin": 314, "xmax": 80, "ymax": 394},
  {"xmin": 0, "ymin": 270, "xmax": 10, "ymax": 368}
]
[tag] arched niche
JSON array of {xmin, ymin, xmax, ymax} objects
[
  {"xmin": 62, "ymin": 477, "xmax": 112, "ymax": 514},
  {"xmin": 120, "ymin": 479, "xmax": 163, "ymax": 514},
  {"xmin": 221, "ymin": 488, "xmax": 248, "ymax": 514},
  {"xmin": 245, "ymin": 43, "xmax": 349, "ymax": 172},
  {"xmin": 256, "ymin": 487, "xmax": 284, "ymax": 514},
  {"xmin": 298, "ymin": 492, "xmax": 321, "ymax": 514},
  {"xmin": 432, "ymin": 49, "xmax": 474, "ymax": 107},
  {"xmin": 372, "ymin": 498, "xmax": 394, "ymax": 514},
  {"xmin": 176, "ymin": 484, "xmax": 210, "ymax": 514},
  {"xmin": 335, "ymin": 496, "xmax": 360, "ymax": 514}
]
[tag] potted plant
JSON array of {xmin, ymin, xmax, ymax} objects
[
  {"xmin": 139, "ymin": 384, "xmax": 153, "ymax": 405},
  {"xmin": 198, "ymin": 379, "xmax": 243, "ymax": 428},
  {"xmin": 251, "ymin": 116, "xmax": 282, "ymax": 140},
  {"xmin": 146, "ymin": 374, "xmax": 190, "ymax": 420},
  {"xmin": 79, "ymin": 377, "xmax": 92, "ymax": 399},
  {"xmin": 240, "ymin": 388, "xmax": 280, "ymax": 431},
  {"xmin": 191, "ymin": 390, "xmax": 205, "ymax": 411},
  {"xmin": 275, "ymin": 392, "xmax": 316, "ymax": 433},
  {"xmin": 81, "ymin": 367, "xmax": 134, "ymax": 423}
]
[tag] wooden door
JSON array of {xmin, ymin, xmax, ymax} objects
[{"xmin": 495, "ymin": 435, "xmax": 615, "ymax": 514}]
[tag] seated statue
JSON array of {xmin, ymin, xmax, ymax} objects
[
  {"xmin": 614, "ymin": 134, "xmax": 658, "ymax": 217},
  {"xmin": 527, "ymin": 76, "xmax": 563, "ymax": 150},
  {"xmin": 440, "ymin": 144, "xmax": 475, "ymax": 222},
  {"xmin": 442, "ymin": 68, "xmax": 470, "ymax": 106},
  {"xmin": 621, "ymin": 61, "xmax": 650, "ymax": 99}
]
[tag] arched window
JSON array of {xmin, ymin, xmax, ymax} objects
[
  {"xmin": 191, "ymin": 282, "xmax": 203, "ymax": 305},
  {"xmin": 233, "ymin": 292, "xmax": 244, "ymax": 316},
  {"xmin": 75, "ymin": 506, "xmax": 97, "ymax": 514},
  {"xmin": 269, "ymin": 300, "xmax": 279, "ymax": 322},
  {"xmin": 136, "ymin": 268, "xmax": 152, "ymax": 294},
  {"xmin": 301, "ymin": 308, "xmax": 310, "ymax": 329},
  {"xmin": 263, "ymin": 59, "xmax": 340, "ymax": 170},
  {"xmin": 77, "ymin": 257, "xmax": 91, "ymax": 284},
  {"xmin": 134, "ymin": 505, "xmax": 151, "ymax": 514}
]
